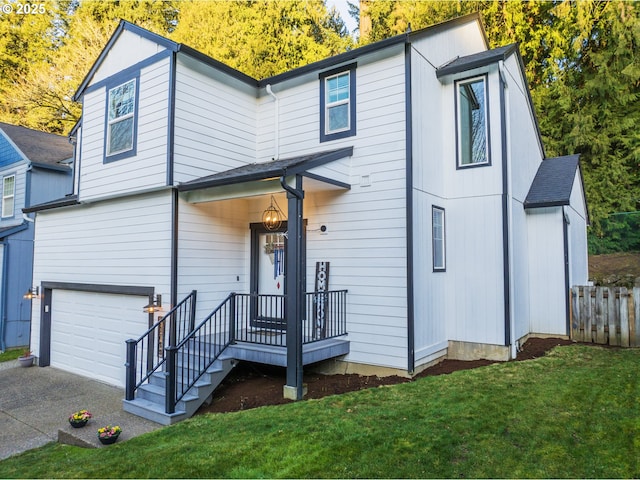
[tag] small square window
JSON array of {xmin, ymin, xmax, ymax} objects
[
  {"xmin": 320, "ymin": 64, "xmax": 356, "ymax": 142},
  {"xmin": 456, "ymin": 76, "xmax": 489, "ymax": 167},
  {"xmin": 432, "ymin": 206, "xmax": 446, "ymax": 271}
]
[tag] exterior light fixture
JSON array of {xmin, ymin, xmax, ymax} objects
[
  {"xmin": 23, "ymin": 286, "xmax": 39, "ymax": 300},
  {"xmin": 262, "ymin": 195, "xmax": 285, "ymax": 231},
  {"xmin": 143, "ymin": 295, "xmax": 162, "ymax": 314}
]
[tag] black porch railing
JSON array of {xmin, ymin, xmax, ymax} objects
[
  {"xmin": 125, "ymin": 290, "xmax": 197, "ymax": 401},
  {"xmin": 127, "ymin": 290, "xmax": 348, "ymax": 414}
]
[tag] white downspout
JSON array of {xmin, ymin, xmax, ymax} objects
[
  {"xmin": 500, "ymin": 61, "xmax": 517, "ymax": 359},
  {"xmin": 266, "ymin": 84, "xmax": 279, "ymax": 160}
]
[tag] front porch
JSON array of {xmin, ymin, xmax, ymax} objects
[{"xmin": 123, "ymin": 290, "xmax": 348, "ymax": 424}]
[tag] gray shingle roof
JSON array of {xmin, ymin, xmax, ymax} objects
[
  {"xmin": 178, "ymin": 147, "xmax": 353, "ymax": 192},
  {"xmin": 436, "ymin": 44, "xmax": 518, "ymax": 78},
  {"xmin": 524, "ymin": 155, "xmax": 580, "ymax": 209},
  {"xmin": 0, "ymin": 122, "xmax": 73, "ymax": 165}
]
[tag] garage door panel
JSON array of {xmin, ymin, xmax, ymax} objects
[{"xmin": 51, "ymin": 290, "xmax": 149, "ymax": 387}]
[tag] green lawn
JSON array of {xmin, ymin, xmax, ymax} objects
[
  {"xmin": 0, "ymin": 344, "xmax": 638, "ymax": 478},
  {"xmin": 0, "ymin": 349, "xmax": 25, "ymax": 362}
]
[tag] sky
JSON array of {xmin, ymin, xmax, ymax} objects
[{"xmin": 328, "ymin": 0, "xmax": 358, "ymax": 35}]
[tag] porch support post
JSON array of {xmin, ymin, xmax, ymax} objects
[{"xmin": 281, "ymin": 174, "xmax": 305, "ymax": 401}]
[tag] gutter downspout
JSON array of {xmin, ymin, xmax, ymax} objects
[
  {"xmin": 499, "ymin": 61, "xmax": 516, "ymax": 359},
  {"xmin": 266, "ymin": 84, "xmax": 279, "ymax": 160}
]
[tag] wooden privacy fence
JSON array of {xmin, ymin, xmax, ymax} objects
[{"xmin": 570, "ymin": 286, "xmax": 640, "ymax": 347}]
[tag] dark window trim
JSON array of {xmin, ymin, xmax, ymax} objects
[
  {"xmin": 319, "ymin": 63, "xmax": 357, "ymax": 143},
  {"xmin": 455, "ymin": 74, "xmax": 491, "ymax": 170},
  {"xmin": 103, "ymin": 73, "xmax": 140, "ymax": 164},
  {"xmin": 432, "ymin": 205, "xmax": 446, "ymax": 272}
]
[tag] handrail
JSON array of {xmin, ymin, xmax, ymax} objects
[
  {"xmin": 165, "ymin": 293, "xmax": 235, "ymax": 413},
  {"xmin": 125, "ymin": 290, "xmax": 197, "ymax": 401}
]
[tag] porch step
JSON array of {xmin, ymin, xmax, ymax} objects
[{"xmin": 123, "ymin": 355, "xmax": 237, "ymax": 426}]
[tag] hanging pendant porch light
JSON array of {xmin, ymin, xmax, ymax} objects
[{"xmin": 262, "ymin": 195, "xmax": 285, "ymax": 231}]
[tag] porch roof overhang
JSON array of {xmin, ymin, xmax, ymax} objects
[{"xmin": 177, "ymin": 147, "xmax": 353, "ymax": 203}]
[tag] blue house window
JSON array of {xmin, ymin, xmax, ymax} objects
[
  {"xmin": 2, "ymin": 175, "xmax": 15, "ymax": 218},
  {"xmin": 104, "ymin": 76, "xmax": 139, "ymax": 162},
  {"xmin": 320, "ymin": 64, "xmax": 356, "ymax": 142},
  {"xmin": 456, "ymin": 75, "xmax": 489, "ymax": 167},
  {"xmin": 432, "ymin": 206, "xmax": 446, "ymax": 271}
]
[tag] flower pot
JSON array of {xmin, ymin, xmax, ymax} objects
[
  {"xmin": 98, "ymin": 434, "xmax": 120, "ymax": 445},
  {"xmin": 69, "ymin": 419, "xmax": 88, "ymax": 428},
  {"xmin": 18, "ymin": 356, "xmax": 34, "ymax": 367}
]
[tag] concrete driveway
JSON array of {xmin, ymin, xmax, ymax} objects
[{"xmin": 0, "ymin": 360, "xmax": 162, "ymax": 461}]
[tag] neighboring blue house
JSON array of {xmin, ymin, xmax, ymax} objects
[{"xmin": 0, "ymin": 122, "xmax": 73, "ymax": 350}]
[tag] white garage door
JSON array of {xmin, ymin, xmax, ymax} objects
[{"xmin": 50, "ymin": 290, "xmax": 149, "ymax": 387}]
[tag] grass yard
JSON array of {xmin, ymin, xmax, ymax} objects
[
  {"xmin": 0, "ymin": 349, "xmax": 25, "ymax": 363},
  {"xmin": 0, "ymin": 344, "xmax": 638, "ymax": 478}
]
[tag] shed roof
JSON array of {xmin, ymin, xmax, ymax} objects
[
  {"xmin": 178, "ymin": 147, "xmax": 353, "ymax": 192},
  {"xmin": 436, "ymin": 44, "xmax": 518, "ymax": 78},
  {"xmin": 0, "ymin": 122, "xmax": 73, "ymax": 166},
  {"xmin": 524, "ymin": 154, "xmax": 580, "ymax": 209}
]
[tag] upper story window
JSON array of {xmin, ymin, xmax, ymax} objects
[
  {"xmin": 456, "ymin": 76, "xmax": 489, "ymax": 167},
  {"xmin": 105, "ymin": 77, "xmax": 138, "ymax": 162},
  {"xmin": 320, "ymin": 64, "xmax": 356, "ymax": 142},
  {"xmin": 2, "ymin": 175, "xmax": 15, "ymax": 218}
]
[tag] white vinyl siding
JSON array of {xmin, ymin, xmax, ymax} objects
[
  {"xmin": 2, "ymin": 175, "xmax": 15, "ymax": 217},
  {"xmin": 29, "ymin": 190, "xmax": 173, "ymax": 358},
  {"xmin": 79, "ymin": 57, "xmax": 170, "ymax": 201},
  {"xmin": 173, "ymin": 54, "xmax": 257, "ymax": 183}
]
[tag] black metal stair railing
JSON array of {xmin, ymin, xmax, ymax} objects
[
  {"xmin": 165, "ymin": 292, "xmax": 236, "ymax": 414},
  {"xmin": 125, "ymin": 290, "xmax": 197, "ymax": 401}
]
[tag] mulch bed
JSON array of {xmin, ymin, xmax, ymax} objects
[{"xmin": 195, "ymin": 337, "xmax": 575, "ymax": 415}]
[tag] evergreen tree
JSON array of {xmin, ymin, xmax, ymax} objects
[{"xmin": 169, "ymin": 0, "xmax": 353, "ymax": 79}]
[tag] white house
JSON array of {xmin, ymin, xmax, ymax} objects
[{"xmin": 25, "ymin": 13, "xmax": 588, "ymax": 424}]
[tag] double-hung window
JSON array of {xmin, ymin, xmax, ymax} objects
[
  {"xmin": 432, "ymin": 206, "xmax": 446, "ymax": 271},
  {"xmin": 2, "ymin": 175, "xmax": 15, "ymax": 218},
  {"xmin": 320, "ymin": 64, "xmax": 356, "ymax": 142},
  {"xmin": 105, "ymin": 77, "xmax": 138, "ymax": 161},
  {"xmin": 456, "ymin": 76, "xmax": 489, "ymax": 167}
]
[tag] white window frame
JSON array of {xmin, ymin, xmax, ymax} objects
[
  {"xmin": 324, "ymin": 71, "xmax": 351, "ymax": 134},
  {"xmin": 106, "ymin": 78, "xmax": 136, "ymax": 157},
  {"xmin": 2, "ymin": 175, "xmax": 15, "ymax": 218},
  {"xmin": 432, "ymin": 206, "xmax": 446, "ymax": 271},
  {"xmin": 456, "ymin": 75, "xmax": 490, "ymax": 167}
]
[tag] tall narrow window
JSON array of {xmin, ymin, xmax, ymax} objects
[
  {"xmin": 326, "ymin": 72, "xmax": 350, "ymax": 133},
  {"xmin": 457, "ymin": 76, "xmax": 489, "ymax": 167},
  {"xmin": 432, "ymin": 206, "xmax": 445, "ymax": 271},
  {"xmin": 320, "ymin": 64, "xmax": 356, "ymax": 142},
  {"xmin": 2, "ymin": 175, "xmax": 15, "ymax": 218},
  {"xmin": 106, "ymin": 78, "xmax": 137, "ymax": 158}
]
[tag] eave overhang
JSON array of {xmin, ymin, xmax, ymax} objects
[{"xmin": 177, "ymin": 147, "xmax": 353, "ymax": 202}]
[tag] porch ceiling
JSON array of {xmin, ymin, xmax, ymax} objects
[{"xmin": 177, "ymin": 147, "xmax": 353, "ymax": 203}]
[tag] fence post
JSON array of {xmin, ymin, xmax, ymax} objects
[
  {"xmin": 620, "ymin": 288, "xmax": 629, "ymax": 347},
  {"xmin": 189, "ymin": 290, "xmax": 197, "ymax": 332},
  {"xmin": 229, "ymin": 293, "xmax": 236, "ymax": 343},
  {"xmin": 631, "ymin": 287, "xmax": 640, "ymax": 347},
  {"xmin": 125, "ymin": 339, "xmax": 137, "ymax": 401},
  {"xmin": 165, "ymin": 346, "xmax": 177, "ymax": 414}
]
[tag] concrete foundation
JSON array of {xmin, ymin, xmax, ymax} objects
[
  {"xmin": 283, "ymin": 384, "xmax": 308, "ymax": 400},
  {"xmin": 447, "ymin": 340, "xmax": 511, "ymax": 361}
]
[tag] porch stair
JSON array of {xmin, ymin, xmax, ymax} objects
[{"xmin": 123, "ymin": 348, "xmax": 237, "ymax": 426}]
